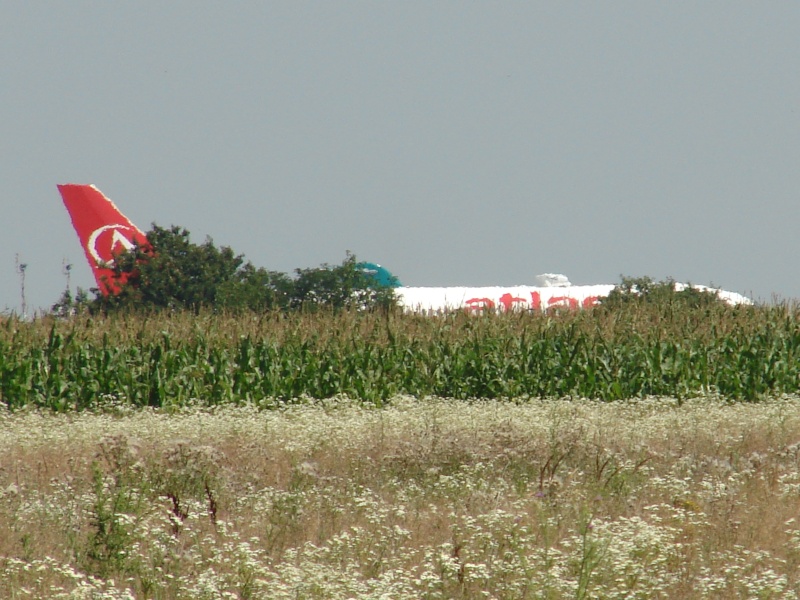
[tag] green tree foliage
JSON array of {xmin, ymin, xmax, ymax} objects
[
  {"xmin": 292, "ymin": 253, "xmax": 397, "ymax": 311},
  {"xmin": 59, "ymin": 224, "xmax": 396, "ymax": 314},
  {"xmin": 216, "ymin": 262, "xmax": 295, "ymax": 312},
  {"xmin": 600, "ymin": 276, "xmax": 726, "ymax": 311},
  {"xmin": 51, "ymin": 287, "xmax": 91, "ymax": 318}
]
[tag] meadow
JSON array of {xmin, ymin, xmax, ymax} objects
[
  {"xmin": 3, "ymin": 397, "xmax": 800, "ymax": 598},
  {"xmin": 2, "ymin": 303, "xmax": 800, "ymax": 598}
]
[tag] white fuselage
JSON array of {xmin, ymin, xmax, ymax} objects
[{"xmin": 395, "ymin": 281, "xmax": 751, "ymax": 313}]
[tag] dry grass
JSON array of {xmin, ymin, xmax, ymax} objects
[{"xmin": 3, "ymin": 396, "xmax": 800, "ymax": 598}]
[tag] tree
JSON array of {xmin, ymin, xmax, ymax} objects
[
  {"xmin": 291, "ymin": 253, "xmax": 397, "ymax": 311},
  {"xmin": 79, "ymin": 224, "xmax": 396, "ymax": 314},
  {"xmin": 600, "ymin": 275, "xmax": 726, "ymax": 311},
  {"xmin": 51, "ymin": 287, "xmax": 91, "ymax": 318},
  {"xmin": 216, "ymin": 263, "xmax": 295, "ymax": 312}
]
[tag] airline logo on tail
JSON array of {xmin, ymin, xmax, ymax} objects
[{"xmin": 58, "ymin": 184, "xmax": 149, "ymax": 295}]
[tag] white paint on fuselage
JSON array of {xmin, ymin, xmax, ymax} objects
[{"xmin": 395, "ymin": 281, "xmax": 751, "ymax": 313}]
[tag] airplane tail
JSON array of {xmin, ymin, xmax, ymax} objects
[
  {"xmin": 58, "ymin": 184, "xmax": 149, "ymax": 295},
  {"xmin": 358, "ymin": 262, "xmax": 402, "ymax": 288}
]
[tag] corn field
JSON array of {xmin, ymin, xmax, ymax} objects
[{"xmin": 1, "ymin": 302, "xmax": 799, "ymax": 409}]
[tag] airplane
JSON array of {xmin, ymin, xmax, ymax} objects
[{"xmin": 58, "ymin": 184, "xmax": 753, "ymax": 310}]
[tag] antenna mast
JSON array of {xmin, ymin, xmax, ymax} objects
[
  {"xmin": 63, "ymin": 259, "xmax": 73, "ymax": 295},
  {"xmin": 15, "ymin": 254, "xmax": 27, "ymax": 317}
]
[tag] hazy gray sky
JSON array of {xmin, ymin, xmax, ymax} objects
[{"xmin": 3, "ymin": 2, "xmax": 799, "ymax": 313}]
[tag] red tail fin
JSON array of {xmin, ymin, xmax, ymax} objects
[{"xmin": 58, "ymin": 184, "xmax": 149, "ymax": 295}]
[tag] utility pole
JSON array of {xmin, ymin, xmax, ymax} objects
[
  {"xmin": 15, "ymin": 254, "xmax": 27, "ymax": 317},
  {"xmin": 63, "ymin": 259, "xmax": 73, "ymax": 296}
]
